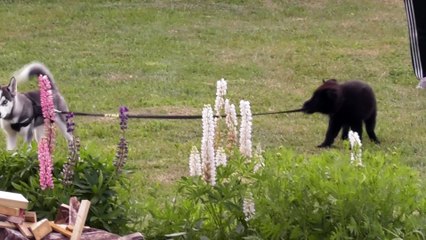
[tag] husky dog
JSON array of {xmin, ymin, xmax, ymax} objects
[{"xmin": 0, "ymin": 62, "xmax": 72, "ymax": 150}]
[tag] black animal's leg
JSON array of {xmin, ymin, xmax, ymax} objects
[
  {"xmin": 318, "ymin": 118, "xmax": 342, "ymax": 148},
  {"xmin": 341, "ymin": 125, "xmax": 349, "ymax": 140},
  {"xmin": 365, "ymin": 114, "xmax": 380, "ymax": 144},
  {"xmin": 350, "ymin": 121, "xmax": 363, "ymax": 142}
]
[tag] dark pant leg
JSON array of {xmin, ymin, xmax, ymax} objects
[{"xmin": 404, "ymin": 0, "xmax": 426, "ymax": 79}]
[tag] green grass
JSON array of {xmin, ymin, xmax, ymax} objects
[{"xmin": 0, "ymin": 0, "xmax": 424, "ymax": 197}]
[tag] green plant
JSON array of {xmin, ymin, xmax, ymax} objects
[
  {"xmin": 0, "ymin": 148, "xmax": 39, "ymax": 190},
  {"xmin": 138, "ymin": 148, "xmax": 426, "ymax": 239},
  {"xmin": 0, "ymin": 149, "xmax": 133, "ymax": 235},
  {"xmin": 141, "ymin": 152, "xmax": 259, "ymax": 239},
  {"xmin": 250, "ymin": 148, "xmax": 426, "ymax": 239}
]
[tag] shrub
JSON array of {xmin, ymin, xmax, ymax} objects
[
  {"xmin": 0, "ymin": 148, "xmax": 133, "ymax": 235},
  {"xmin": 140, "ymin": 152, "xmax": 256, "ymax": 239},
  {"xmin": 251, "ymin": 149, "xmax": 426, "ymax": 239},
  {"xmin": 140, "ymin": 148, "xmax": 426, "ymax": 239}
]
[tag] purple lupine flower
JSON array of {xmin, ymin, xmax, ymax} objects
[
  {"xmin": 114, "ymin": 106, "xmax": 129, "ymax": 173},
  {"xmin": 114, "ymin": 137, "xmax": 128, "ymax": 174},
  {"xmin": 66, "ymin": 112, "xmax": 75, "ymax": 133},
  {"xmin": 119, "ymin": 106, "xmax": 129, "ymax": 131},
  {"xmin": 61, "ymin": 137, "xmax": 80, "ymax": 186},
  {"xmin": 61, "ymin": 112, "xmax": 80, "ymax": 186}
]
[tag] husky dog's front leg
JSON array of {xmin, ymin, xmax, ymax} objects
[
  {"xmin": 1, "ymin": 121, "xmax": 18, "ymax": 151},
  {"xmin": 6, "ymin": 132, "xmax": 18, "ymax": 151}
]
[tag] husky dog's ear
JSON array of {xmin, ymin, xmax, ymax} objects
[{"xmin": 7, "ymin": 77, "xmax": 17, "ymax": 96}]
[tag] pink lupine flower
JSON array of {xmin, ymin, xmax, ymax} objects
[
  {"xmin": 37, "ymin": 75, "xmax": 56, "ymax": 189},
  {"xmin": 38, "ymin": 75, "xmax": 55, "ymax": 122},
  {"xmin": 239, "ymin": 100, "xmax": 253, "ymax": 158},
  {"xmin": 38, "ymin": 138, "xmax": 54, "ymax": 189},
  {"xmin": 201, "ymin": 105, "xmax": 216, "ymax": 186},
  {"xmin": 38, "ymin": 75, "xmax": 56, "ymax": 151}
]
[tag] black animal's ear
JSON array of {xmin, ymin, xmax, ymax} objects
[
  {"xmin": 7, "ymin": 77, "xmax": 17, "ymax": 97},
  {"xmin": 322, "ymin": 79, "xmax": 337, "ymax": 84}
]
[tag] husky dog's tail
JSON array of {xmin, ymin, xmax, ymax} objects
[{"xmin": 13, "ymin": 62, "xmax": 58, "ymax": 91}]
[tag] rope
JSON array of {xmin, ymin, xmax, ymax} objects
[{"xmin": 55, "ymin": 108, "xmax": 304, "ymax": 120}]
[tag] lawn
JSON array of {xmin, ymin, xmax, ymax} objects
[{"xmin": 0, "ymin": 0, "xmax": 424, "ymax": 207}]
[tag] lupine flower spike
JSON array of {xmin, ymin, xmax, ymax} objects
[
  {"xmin": 66, "ymin": 112, "xmax": 75, "ymax": 133},
  {"xmin": 38, "ymin": 75, "xmax": 56, "ymax": 151},
  {"xmin": 37, "ymin": 75, "xmax": 55, "ymax": 190},
  {"xmin": 38, "ymin": 139, "xmax": 54, "ymax": 190},
  {"xmin": 189, "ymin": 146, "xmax": 202, "ymax": 176},
  {"xmin": 239, "ymin": 100, "xmax": 253, "ymax": 158},
  {"xmin": 114, "ymin": 106, "xmax": 129, "ymax": 174},
  {"xmin": 201, "ymin": 105, "xmax": 216, "ymax": 186},
  {"xmin": 253, "ymin": 145, "xmax": 265, "ymax": 173},
  {"xmin": 61, "ymin": 112, "xmax": 80, "ymax": 186},
  {"xmin": 215, "ymin": 147, "xmax": 227, "ymax": 167},
  {"xmin": 348, "ymin": 130, "xmax": 363, "ymax": 167},
  {"xmin": 225, "ymin": 99, "xmax": 238, "ymax": 149},
  {"xmin": 119, "ymin": 106, "xmax": 129, "ymax": 131},
  {"xmin": 243, "ymin": 192, "xmax": 256, "ymax": 221},
  {"xmin": 214, "ymin": 78, "xmax": 227, "ymax": 117}
]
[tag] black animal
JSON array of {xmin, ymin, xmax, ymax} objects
[{"xmin": 302, "ymin": 79, "xmax": 380, "ymax": 148}]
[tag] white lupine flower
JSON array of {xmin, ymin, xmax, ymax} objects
[
  {"xmin": 348, "ymin": 130, "xmax": 363, "ymax": 166},
  {"xmin": 189, "ymin": 146, "xmax": 202, "ymax": 176},
  {"xmin": 201, "ymin": 105, "xmax": 216, "ymax": 185},
  {"xmin": 225, "ymin": 99, "xmax": 238, "ymax": 127},
  {"xmin": 253, "ymin": 145, "xmax": 265, "ymax": 173},
  {"xmin": 215, "ymin": 147, "xmax": 227, "ymax": 167},
  {"xmin": 243, "ymin": 193, "xmax": 256, "ymax": 221},
  {"xmin": 225, "ymin": 99, "xmax": 238, "ymax": 147},
  {"xmin": 239, "ymin": 100, "xmax": 253, "ymax": 158},
  {"xmin": 214, "ymin": 78, "xmax": 227, "ymax": 116}
]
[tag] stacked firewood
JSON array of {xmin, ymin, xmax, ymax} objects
[{"xmin": 0, "ymin": 191, "xmax": 143, "ymax": 240}]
